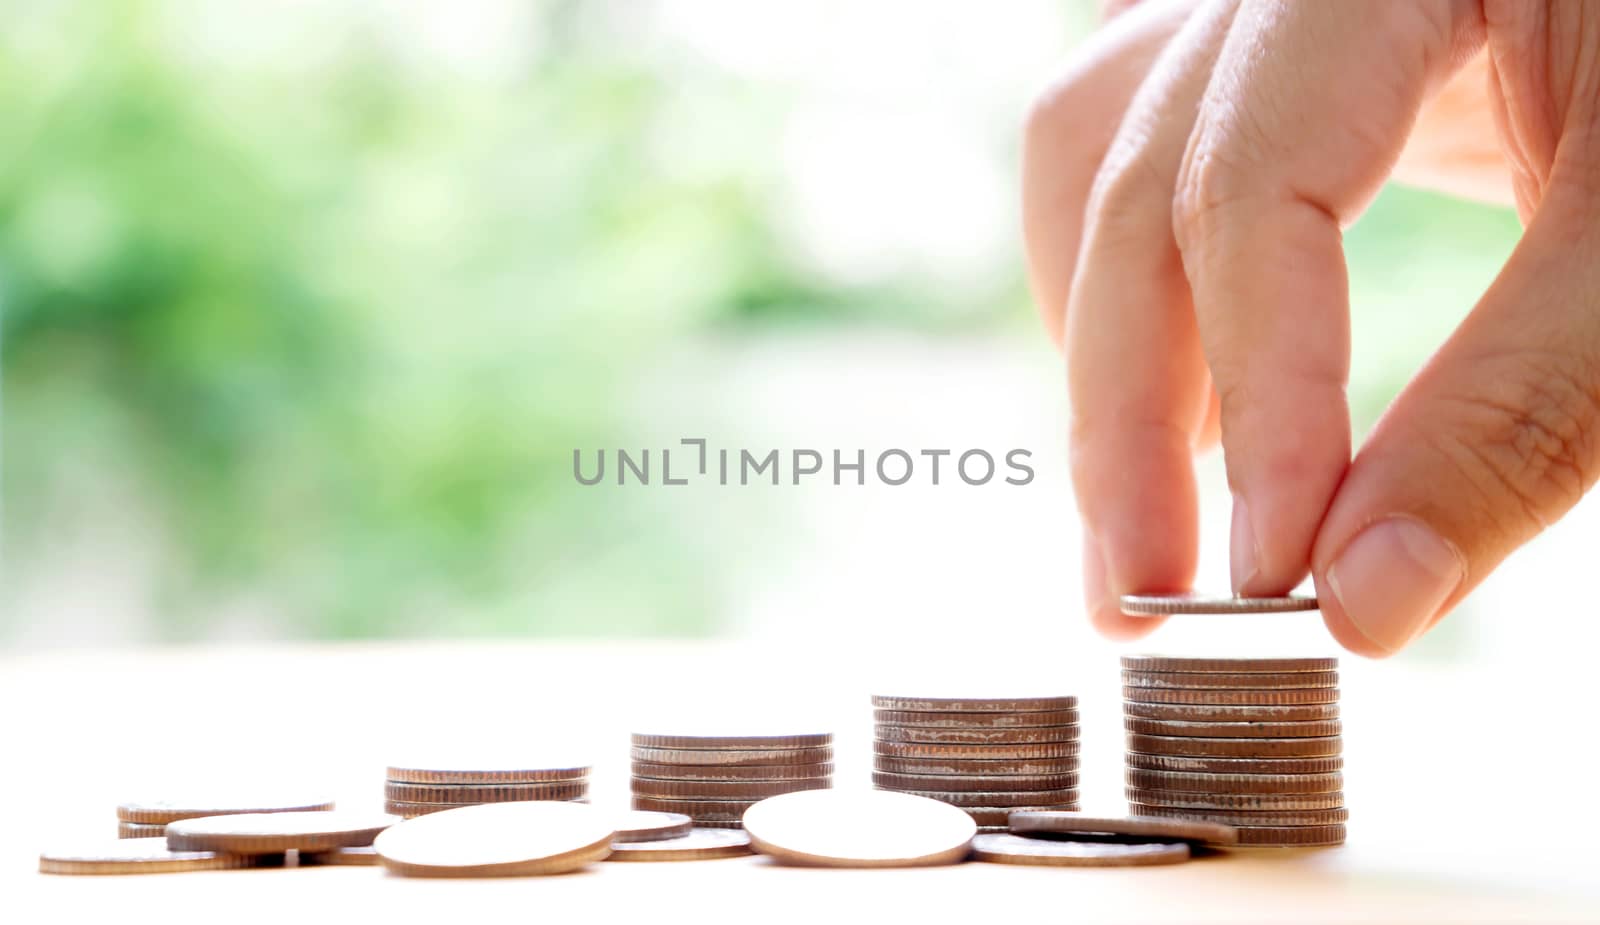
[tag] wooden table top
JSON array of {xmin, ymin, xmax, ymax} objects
[{"xmin": 5, "ymin": 641, "xmax": 1595, "ymax": 923}]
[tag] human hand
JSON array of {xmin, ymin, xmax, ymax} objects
[{"xmin": 1025, "ymin": 0, "xmax": 1600, "ymax": 655}]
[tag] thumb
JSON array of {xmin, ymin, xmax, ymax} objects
[{"xmin": 1311, "ymin": 162, "xmax": 1600, "ymax": 656}]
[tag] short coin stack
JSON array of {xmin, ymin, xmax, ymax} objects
[
  {"xmin": 871, "ymin": 695, "xmax": 1080, "ymax": 832},
  {"xmin": 630, "ymin": 733, "xmax": 834, "ymax": 828},
  {"xmin": 384, "ymin": 762, "xmax": 592, "ymax": 818},
  {"xmin": 1121, "ymin": 655, "xmax": 1346, "ymax": 847},
  {"xmin": 115, "ymin": 796, "xmax": 335, "ymax": 840}
]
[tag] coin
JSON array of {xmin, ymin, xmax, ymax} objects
[
  {"xmin": 630, "ymin": 733, "xmax": 832, "ymax": 751},
  {"xmin": 872, "ymin": 771, "xmax": 1080, "ymax": 793},
  {"xmin": 970, "ymin": 833, "xmax": 1190, "ymax": 867},
  {"xmin": 870, "ymin": 695, "xmax": 1077, "ymax": 713},
  {"xmin": 630, "ymin": 746, "xmax": 833, "ymax": 767},
  {"xmin": 892, "ymin": 788, "xmax": 1080, "ymax": 808},
  {"xmin": 630, "ymin": 761, "xmax": 834, "ymax": 781},
  {"xmin": 1008, "ymin": 811, "xmax": 1238, "ymax": 846},
  {"xmin": 386, "ymin": 800, "xmax": 453, "ymax": 818},
  {"xmin": 1125, "ymin": 753, "xmax": 1343, "ymax": 774},
  {"xmin": 605, "ymin": 828, "xmax": 754, "ymax": 862},
  {"xmin": 1122, "ymin": 670, "xmax": 1338, "ymax": 690},
  {"xmin": 873, "ymin": 709, "xmax": 1080, "ymax": 728},
  {"xmin": 385, "ymin": 763, "xmax": 590, "ymax": 785},
  {"xmin": 964, "ymin": 804, "xmax": 1080, "ymax": 826},
  {"xmin": 873, "ymin": 725, "xmax": 1080, "ymax": 745},
  {"xmin": 1233, "ymin": 824, "xmax": 1346, "ymax": 846},
  {"xmin": 165, "ymin": 812, "xmax": 396, "ymax": 854},
  {"xmin": 630, "ymin": 778, "xmax": 829, "ymax": 800},
  {"xmin": 1120, "ymin": 655, "xmax": 1337, "ymax": 673},
  {"xmin": 1126, "ymin": 734, "xmax": 1342, "ymax": 759},
  {"xmin": 873, "ymin": 740, "xmax": 1080, "ymax": 761},
  {"xmin": 1124, "ymin": 718, "xmax": 1343, "ymax": 739},
  {"xmin": 742, "ymin": 789, "xmax": 976, "ymax": 868},
  {"xmin": 39, "ymin": 838, "xmax": 277, "ymax": 875},
  {"xmin": 374, "ymin": 801, "xmax": 614, "ymax": 877},
  {"xmin": 116, "ymin": 795, "xmax": 336, "ymax": 825},
  {"xmin": 1126, "ymin": 769, "xmax": 1343, "ymax": 794},
  {"xmin": 1123, "ymin": 700, "xmax": 1339, "ymax": 722},
  {"xmin": 611, "ymin": 810, "xmax": 694, "ymax": 844},
  {"xmin": 1119, "ymin": 592, "xmax": 1318, "ymax": 616},
  {"xmin": 1124, "ymin": 686, "xmax": 1339, "ymax": 706},
  {"xmin": 301, "ymin": 846, "xmax": 380, "ymax": 866},
  {"xmin": 873, "ymin": 755, "xmax": 1080, "ymax": 776},
  {"xmin": 630, "ymin": 796, "xmax": 760, "ymax": 823},
  {"xmin": 1125, "ymin": 788, "xmax": 1345, "ymax": 811},
  {"xmin": 384, "ymin": 781, "xmax": 589, "ymax": 804},
  {"xmin": 117, "ymin": 822, "xmax": 165, "ymax": 839},
  {"xmin": 1129, "ymin": 805, "xmax": 1350, "ymax": 826}
]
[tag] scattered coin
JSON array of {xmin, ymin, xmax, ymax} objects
[
  {"xmin": 385, "ymin": 763, "xmax": 590, "ymax": 785},
  {"xmin": 1123, "ymin": 700, "xmax": 1338, "ymax": 722},
  {"xmin": 870, "ymin": 695, "xmax": 1077, "ymax": 713},
  {"xmin": 630, "ymin": 733, "xmax": 832, "ymax": 751},
  {"xmin": 1124, "ymin": 718, "xmax": 1343, "ymax": 739},
  {"xmin": 1232, "ymin": 823, "xmax": 1347, "ymax": 847},
  {"xmin": 301, "ymin": 846, "xmax": 379, "ymax": 866},
  {"xmin": 1126, "ymin": 769, "xmax": 1343, "ymax": 794},
  {"xmin": 873, "ymin": 740, "xmax": 1080, "ymax": 761},
  {"xmin": 1122, "ymin": 670, "xmax": 1338, "ymax": 690},
  {"xmin": 117, "ymin": 822, "xmax": 165, "ymax": 839},
  {"xmin": 629, "ymin": 761, "xmax": 833, "ymax": 781},
  {"xmin": 630, "ymin": 746, "xmax": 833, "ymax": 767},
  {"xmin": 1008, "ymin": 811, "xmax": 1238, "ymax": 846},
  {"xmin": 605, "ymin": 827, "xmax": 754, "ymax": 862},
  {"xmin": 1125, "ymin": 753, "xmax": 1343, "ymax": 774},
  {"xmin": 630, "ymin": 777, "xmax": 829, "ymax": 800},
  {"xmin": 1129, "ymin": 805, "xmax": 1350, "ymax": 826},
  {"xmin": 374, "ymin": 801, "xmax": 615, "ymax": 877},
  {"xmin": 1126, "ymin": 734, "xmax": 1342, "ymax": 759},
  {"xmin": 964, "ymin": 804, "xmax": 1080, "ymax": 827},
  {"xmin": 116, "ymin": 796, "xmax": 336, "ymax": 825},
  {"xmin": 1119, "ymin": 592, "xmax": 1318, "ymax": 616},
  {"xmin": 872, "ymin": 709, "xmax": 1080, "ymax": 728},
  {"xmin": 1125, "ymin": 788, "xmax": 1346, "ymax": 811},
  {"xmin": 742, "ymin": 790, "xmax": 976, "ymax": 868},
  {"xmin": 874, "ymin": 724, "xmax": 1080, "ymax": 745},
  {"xmin": 1123, "ymin": 686, "xmax": 1339, "ymax": 706},
  {"xmin": 610, "ymin": 810, "xmax": 694, "ymax": 844},
  {"xmin": 165, "ymin": 811, "xmax": 396, "ymax": 855},
  {"xmin": 970, "ymin": 833, "xmax": 1190, "ymax": 867},
  {"xmin": 894, "ymin": 788, "xmax": 1080, "ymax": 808},
  {"xmin": 872, "ymin": 771, "xmax": 1080, "ymax": 793},
  {"xmin": 384, "ymin": 781, "xmax": 589, "ymax": 804},
  {"xmin": 39, "ymin": 838, "xmax": 277, "ymax": 875},
  {"xmin": 873, "ymin": 755, "xmax": 1081, "ymax": 776},
  {"xmin": 1120, "ymin": 655, "xmax": 1337, "ymax": 673}
]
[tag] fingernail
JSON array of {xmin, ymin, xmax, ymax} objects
[
  {"xmin": 1230, "ymin": 494, "xmax": 1258, "ymax": 593},
  {"xmin": 1325, "ymin": 517, "xmax": 1464, "ymax": 655}
]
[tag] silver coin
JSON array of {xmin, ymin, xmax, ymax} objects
[{"xmin": 1120, "ymin": 592, "xmax": 1318, "ymax": 616}]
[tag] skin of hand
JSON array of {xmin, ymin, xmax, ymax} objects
[{"xmin": 1025, "ymin": 0, "xmax": 1600, "ymax": 656}]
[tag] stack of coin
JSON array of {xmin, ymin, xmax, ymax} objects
[
  {"xmin": 384, "ymin": 762, "xmax": 592, "ymax": 818},
  {"xmin": 870, "ymin": 695, "xmax": 1080, "ymax": 832},
  {"xmin": 1121, "ymin": 655, "xmax": 1346, "ymax": 847},
  {"xmin": 629, "ymin": 733, "xmax": 833, "ymax": 828},
  {"xmin": 115, "ymin": 796, "xmax": 335, "ymax": 840}
]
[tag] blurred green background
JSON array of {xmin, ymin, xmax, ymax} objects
[{"xmin": 0, "ymin": 0, "xmax": 1520, "ymax": 646}]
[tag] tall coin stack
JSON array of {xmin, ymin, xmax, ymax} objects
[
  {"xmin": 870, "ymin": 695, "xmax": 1080, "ymax": 832},
  {"xmin": 383, "ymin": 762, "xmax": 592, "ymax": 818},
  {"xmin": 629, "ymin": 733, "xmax": 834, "ymax": 828},
  {"xmin": 1121, "ymin": 656, "xmax": 1346, "ymax": 847}
]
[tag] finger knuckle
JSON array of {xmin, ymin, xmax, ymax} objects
[{"xmin": 1171, "ymin": 143, "xmax": 1251, "ymax": 259}]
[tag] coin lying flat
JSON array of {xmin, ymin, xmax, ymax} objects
[
  {"xmin": 971, "ymin": 833, "xmax": 1190, "ymax": 867},
  {"xmin": 1120, "ymin": 655, "xmax": 1337, "ymax": 673},
  {"xmin": 631, "ymin": 777, "xmax": 828, "ymax": 800},
  {"xmin": 117, "ymin": 822, "xmax": 165, "ymax": 839},
  {"xmin": 1008, "ymin": 811, "xmax": 1238, "ymax": 846},
  {"xmin": 1129, "ymin": 805, "xmax": 1349, "ymax": 826},
  {"xmin": 965, "ymin": 804, "xmax": 1080, "ymax": 827},
  {"xmin": 374, "ymin": 802, "xmax": 615, "ymax": 877},
  {"xmin": 384, "ymin": 781, "xmax": 589, "ymax": 804},
  {"xmin": 1233, "ymin": 823, "xmax": 1346, "ymax": 846},
  {"xmin": 1123, "ymin": 700, "xmax": 1339, "ymax": 723},
  {"xmin": 872, "ymin": 771, "xmax": 1080, "ymax": 793},
  {"xmin": 873, "ymin": 755, "xmax": 1080, "ymax": 776},
  {"xmin": 1126, "ymin": 788, "xmax": 1345, "ymax": 811},
  {"xmin": 873, "ymin": 709, "xmax": 1080, "ymax": 728},
  {"xmin": 870, "ymin": 695, "xmax": 1078, "ymax": 713},
  {"xmin": 165, "ymin": 812, "xmax": 396, "ymax": 855},
  {"xmin": 1124, "ymin": 686, "xmax": 1339, "ymax": 706},
  {"xmin": 116, "ymin": 796, "xmax": 336, "ymax": 825},
  {"xmin": 874, "ymin": 725, "xmax": 1079, "ymax": 745},
  {"xmin": 874, "ymin": 740, "xmax": 1080, "ymax": 761},
  {"xmin": 611, "ymin": 810, "xmax": 694, "ymax": 844},
  {"xmin": 605, "ymin": 828, "xmax": 754, "ymax": 862},
  {"xmin": 385, "ymin": 763, "xmax": 590, "ymax": 785},
  {"xmin": 895, "ymin": 788, "xmax": 1080, "ymax": 808},
  {"xmin": 1122, "ymin": 670, "xmax": 1338, "ymax": 690},
  {"xmin": 301, "ymin": 846, "xmax": 379, "ymax": 866},
  {"xmin": 630, "ymin": 733, "xmax": 832, "ymax": 751},
  {"xmin": 630, "ymin": 761, "xmax": 834, "ymax": 781},
  {"xmin": 39, "ymin": 839, "xmax": 282, "ymax": 875},
  {"xmin": 1120, "ymin": 592, "xmax": 1318, "ymax": 616},
  {"xmin": 1126, "ymin": 769, "xmax": 1343, "ymax": 794},
  {"xmin": 1126, "ymin": 734, "xmax": 1342, "ymax": 759},
  {"xmin": 1124, "ymin": 718, "xmax": 1343, "ymax": 739},
  {"xmin": 630, "ymin": 747, "xmax": 833, "ymax": 767},
  {"xmin": 1125, "ymin": 752, "xmax": 1343, "ymax": 774},
  {"xmin": 743, "ymin": 790, "xmax": 976, "ymax": 868}
]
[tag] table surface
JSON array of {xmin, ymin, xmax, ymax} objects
[{"xmin": 5, "ymin": 641, "xmax": 1597, "ymax": 924}]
